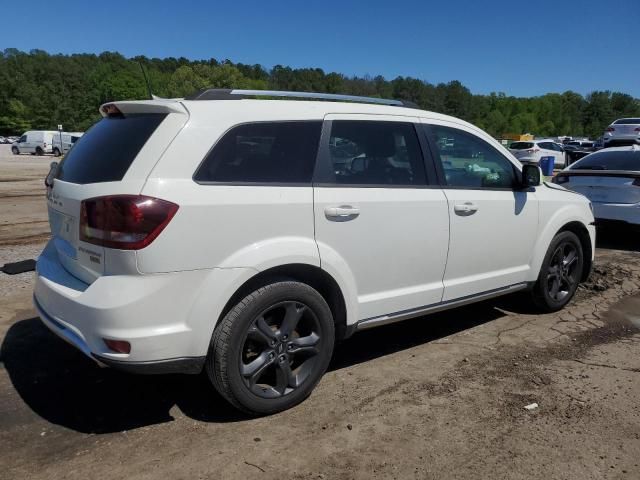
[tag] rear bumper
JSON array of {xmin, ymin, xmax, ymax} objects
[
  {"xmin": 33, "ymin": 239, "xmax": 215, "ymax": 373},
  {"xmin": 593, "ymin": 202, "xmax": 640, "ymax": 226}
]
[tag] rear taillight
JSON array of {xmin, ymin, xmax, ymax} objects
[
  {"xmin": 606, "ymin": 127, "xmax": 615, "ymax": 132},
  {"xmin": 80, "ymin": 195, "xmax": 178, "ymax": 250}
]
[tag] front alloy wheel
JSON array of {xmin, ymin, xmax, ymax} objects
[
  {"xmin": 531, "ymin": 231, "xmax": 584, "ymax": 312},
  {"xmin": 546, "ymin": 241, "xmax": 580, "ymax": 302}
]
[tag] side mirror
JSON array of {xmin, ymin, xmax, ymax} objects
[{"xmin": 521, "ymin": 164, "xmax": 541, "ymax": 188}]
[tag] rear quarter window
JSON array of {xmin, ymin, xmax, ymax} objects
[
  {"xmin": 194, "ymin": 121, "xmax": 322, "ymax": 184},
  {"xmin": 56, "ymin": 114, "xmax": 166, "ymax": 184}
]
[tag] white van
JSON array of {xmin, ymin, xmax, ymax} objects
[
  {"xmin": 11, "ymin": 130, "xmax": 57, "ymax": 155},
  {"xmin": 52, "ymin": 132, "xmax": 84, "ymax": 156}
]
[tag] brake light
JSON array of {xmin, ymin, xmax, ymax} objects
[
  {"xmin": 101, "ymin": 103, "xmax": 124, "ymax": 118},
  {"xmin": 103, "ymin": 339, "xmax": 131, "ymax": 354},
  {"xmin": 606, "ymin": 127, "xmax": 615, "ymax": 132},
  {"xmin": 80, "ymin": 195, "xmax": 178, "ymax": 250}
]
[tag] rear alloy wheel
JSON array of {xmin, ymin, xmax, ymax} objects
[
  {"xmin": 207, "ymin": 281, "xmax": 334, "ymax": 415},
  {"xmin": 531, "ymin": 231, "xmax": 584, "ymax": 312}
]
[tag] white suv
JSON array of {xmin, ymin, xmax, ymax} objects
[
  {"xmin": 509, "ymin": 139, "xmax": 566, "ymax": 167},
  {"xmin": 604, "ymin": 118, "xmax": 640, "ymax": 147},
  {"xmin": 35, "ymin": 89, "xmax": 595, "ymax": 414}
]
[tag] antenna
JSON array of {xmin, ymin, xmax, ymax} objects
[{"xmin": 138, "ymin": 61, "xmax": 153, "ymax": 100}]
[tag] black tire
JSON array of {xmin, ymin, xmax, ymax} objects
[
  {"xmin": 207, "ymin": 281, "xmax": 335, "ymax": 415},
  {"xmin": 53, "ymin": 148, "xmax": 61, "ymax": 157},
  {"xmin": 530, "ymin": 231, "xmax": 584, "ymax": 312},
  {"xmin": 35, "ymin": 147, "xmax": 44, "ymax": 156},
  {"xmin": 11, "ymin": 146, "xmax": 19, "ymax": 155}
]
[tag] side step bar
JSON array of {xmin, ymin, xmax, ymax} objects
[{"xmin": 355, "ymin": 283, "xmax": 528, "ymax": 331}]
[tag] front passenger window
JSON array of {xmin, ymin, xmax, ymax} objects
[{"xmin": 428, "ymin": 126, "xmax": 516, "ymax": 189}]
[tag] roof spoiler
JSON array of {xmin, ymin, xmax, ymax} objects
[{"xmin": 99, "ymin": 100, "xmax": 187, "ymax": 117}]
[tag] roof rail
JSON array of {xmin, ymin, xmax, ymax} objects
[{"xmin": 184, "ymin": 88, "xmax": 419, "ymax": 108}]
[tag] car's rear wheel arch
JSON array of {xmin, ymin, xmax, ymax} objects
[
  {"xmin": 557, "ymin": 221, "xmax": 592, "ymax": 281},
  {"xmin": 218, "ymin": 264, "xmax": 348, "ymax": 341}
]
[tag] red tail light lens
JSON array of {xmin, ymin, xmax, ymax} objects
[
  {"xmin": 103, "ymin": 339, "xmax": 131, "ymax": 354},
  {"xmin": 606, "ymin": 127, "xmax": 615, "ymax": 132},
  {"xmin": 80, "ymin": 195, "xmax": 178, "ymax": 250}
]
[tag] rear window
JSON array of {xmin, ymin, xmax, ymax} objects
[
  {"xmin": 194, "ymin": 121, "xmax": 322, "ymax": 184},
  {"xmin": 613, "ymin": 118, "xmax": 640, "ymax": 125},
  {"xmin": 510, "ymin": 142, "xmax": 534, "ymax": 150},
  {"xmin": 570, "ymin": 151, "xmax": 640, "ymax": 171},
  {"xmin": 56, "ymin": 114, "xmax": 166, "ymax": 184}
]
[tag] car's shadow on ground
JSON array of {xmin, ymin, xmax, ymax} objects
[
  {"xmin": 595, "ymin": 226, "xmax": 639, "ymax": 252},
  {"xmin": 1, "ymin": 299, "xmax": 515, "ymax": 434}
]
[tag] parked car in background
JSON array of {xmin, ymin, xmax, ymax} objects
[
  {"xmin": 0, "ymin": 136, "xmax": 6, "ymax": 144},
  {"xmin": 11, "ymin": 130, "xmax": 57, "ymax": 155},
  {"xmin": 604, "ymin": 118, "xmax": 640, "ymax": 147},
  {"xmin": 52, "ymin": 132, "xmax": 84, "ymax": 156},
  {"xmin": 34, "ymin": 89, "xmax": 595, "ymax": 415},
  {"xmin": 565, "ymin": 140, "xmax": 595, "ymax": 165},
  {"xmin": 553, "ymin": 145, "xmax": 640, "ymax": 229},
  {"xmin": 509, "ymin": 139, "xmax": 566, "ymax": 167}
]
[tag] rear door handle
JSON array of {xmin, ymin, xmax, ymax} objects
[
  {"xmin": 453, "ymin": 202, "xmax": 478, "ymax": 215},
  {"xmin": 325, "ymin": 205, "xmax": 360, "ymax": 221}
]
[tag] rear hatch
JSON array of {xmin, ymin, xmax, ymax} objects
[
  {"xmin": 46, "ymin": 101, "xmax": 188, "ymax": 284},
  {"xmin": 509, "ymin": 141, "xmax": 536, "ymax": 159},
  {"xmin": 610, "ymin": 120, "xmax": 640, "ymax": 139}
]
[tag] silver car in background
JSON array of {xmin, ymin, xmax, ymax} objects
[
  {"xmin": 604, "ymin": 118, "xmax": 640, "ymax": 147},
  {"xmin": 553, "ymin": 145, "xmax": 640, "ymax": 228}
]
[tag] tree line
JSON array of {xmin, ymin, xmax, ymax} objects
[{"xmin": 1, "ymin": 48, "xmax": 639, "ymax": 139}]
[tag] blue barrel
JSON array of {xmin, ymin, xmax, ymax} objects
[{"xmin": 539, "ymin": 156, "xmax": 555, "ymax": 176}]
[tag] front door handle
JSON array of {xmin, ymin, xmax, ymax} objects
[
  {"xmin": 325, "ymin": 205, "xmax": 360, "ymax": 221},
  {"xmin": 453, "ymin": 202, "xmax": 478, "ymax": 215}
]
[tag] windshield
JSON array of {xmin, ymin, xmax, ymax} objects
[
  {"xmin": 570, "ymin": 150, "xmax": 640, "ymax": 171},
  {"xmin": 613, "ymin": 118, "xmax": 640, "ymax": 125}
]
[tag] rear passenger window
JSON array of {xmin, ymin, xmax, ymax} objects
[
  {"xmin": 56, "ymin": 114, "xmax": 166, "ymax": 184},
  {"xmin": 194, "ymin": 121, "xmax": 322, "ymax": 184},
  {"xmin": 428, "ymin": 125, "xmax": 516, "ymax": 189},
  {"xmin": 326, "ymin": 121, "xmax": 426, "ymax": 186}
]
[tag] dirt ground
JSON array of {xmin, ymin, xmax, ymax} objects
[{"xmin": 0, "ymin": 143, "xmax": 639, "ymax": 480}]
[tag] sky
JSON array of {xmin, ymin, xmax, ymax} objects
[{"xmin": 1, "ymin": 0, "xmax": 639, "ymax": 98}]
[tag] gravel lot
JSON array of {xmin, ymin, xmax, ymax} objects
[{"xmin": 0, "ymin": 143, "xmax": 639, "ymax": 480}]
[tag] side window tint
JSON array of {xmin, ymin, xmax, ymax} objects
[
  {"xmin": 428, "ymin": 125, "xmax": 516, "ymax": 189},
  {"xmin": 327, "ymin": 121, "xmax": 426, "ymax": 186},
  {"xmin": 194, "ymin": 121, "xmax": 322, "ymax": 184}
]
